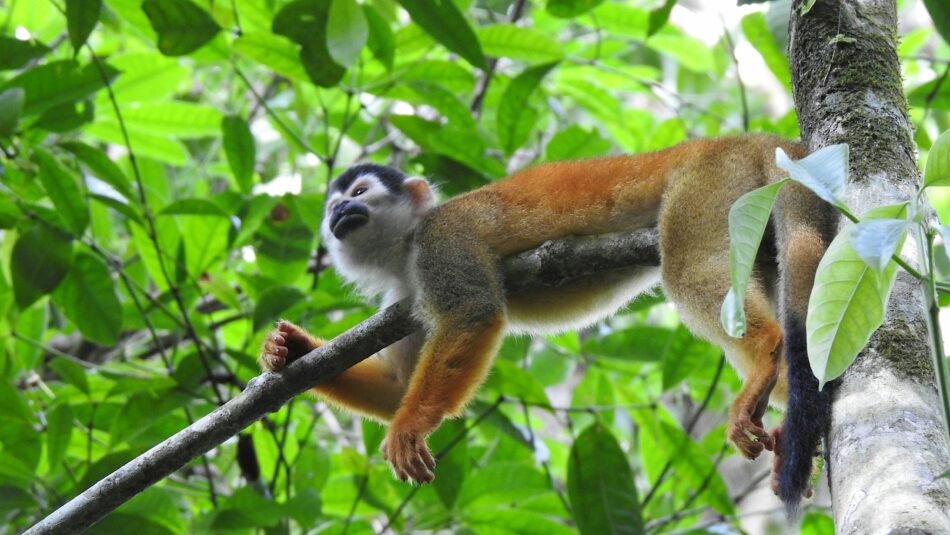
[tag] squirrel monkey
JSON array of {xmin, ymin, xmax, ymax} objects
[{"xmin": 260, "ymin": 134, "xmax": 835, "ymax": 508}]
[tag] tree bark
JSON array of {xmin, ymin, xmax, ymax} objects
[
  {"xmin": 24, "ymin": 229, "xmax": 659, "ymax": 535},
  {"xmin": 789, "ymin": 1, "xmax": 950, "ymax": 532}
]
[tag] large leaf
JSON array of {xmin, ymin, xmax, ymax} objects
[
  {"xmin": 273, "ymin": 0, "xmax": 346, "ymax": 87},
  {"xmin": 46, "ymin": 403, "xmax": 74, "ymax": 470},
  {"xmin": 327, "ymin": 0, "xmax": 368, "ymax": 67},
  {"xmin": 776, "ymin": 143, "xmax": 849, "ymax": 209},
  {"xmin": 497, "ymin": 62, "xmax": 557, "ymax": 155},
  {"xmin": 807, "ymin": 221, "xmax": 900, "ymax": 389},
  {"xmin": 477, "ymin": 24, "xmax": 564, "ymax": 63},
  {"xmin": 543, "ymin": 125, "xmax": 610, "ymax": 161},
  {"xmin": 60, "ymin": 141, "xmax": 136, "ymax": 201},
  {"xmin": 33, "ymin": 148, "xmax": 90, "ymax": 236},
  {"xmin": 66, "ymin": 0, "xmax": 102, "ymax": 52},
  {"xmin": 233, "ymin": 33, "xmax": 311, "ymax": 83},
  {"xmin": 363, "ymin": 5, "xmax": 394, "ymax": 70},
  {"xmin": 568, "ymin": 423, "xmax": 644, "ymax": 535},
  {"xmin": 142, "ymin": 0, "xmax": 221, "ymax": 56},
  {"xmin": 922, "ymin": 0, "xmax": 950, "ymax": 46},
  {"xmin": 850, "ymin": 216, "xmax": 909, "ymax": 272},
  {"xmin": 924, "ymin": 128, "xmax": 950, "ymax": 188},
  {"xmin": 0, "ymin": 37, "xmax": 50, "ymax": 70},
  {"xmin": 1, "ymin": 60, "xmax": 117, "ymax": 117},
  {"xmin": 0, "ymin": 87, "xmax": 24, "ymax": 137},
  {"xmin": 222, "ymin": 115, "xmax": 256, "ymax": 193},
  {"xmin": 396, "ymin": 0, "xmax": 486, "ymax": 69},
  {"xmin": 463, "ymin": 510, "xmax": 576, "ymax": 535},
  {"xmin": 741, "ymin": 12, "xmax": 791, "ymax": 89},
  {"xmin": 11, "ymin": 226, "xmax": 74, "ymax": 309},
  {"xmin": 647, "ymin": 0, "xmax": 676, "ymax": 37},
  {"xmin": 721, "ymin": 180, "xmax": 787, "ymax": 337},
  {"xmin": 108, "ymin": 52, "xmax": 189, "ymax": 103},
  {"xmin": 100, "ymin": 101, "xmax": 223, "ymax": 137},
  {"xmin": 53, "ymin": 251, "xmax": 122, "ymax": 346}
]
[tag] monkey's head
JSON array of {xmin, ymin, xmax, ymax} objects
[{"xmin": 322, "ymin": 164, "xmax": 437, "ymax": 295}]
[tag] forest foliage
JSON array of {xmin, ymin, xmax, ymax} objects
[{"xmin": 0, "ymin": 0, "xmax": 947, "ymax": 533}]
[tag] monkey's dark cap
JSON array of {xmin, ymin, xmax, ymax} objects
[{"xmin": 332, "ymin": 164, "xmax": 407, "ymax": 195}]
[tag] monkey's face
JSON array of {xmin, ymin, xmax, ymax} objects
[{"xmin": 321, "ymin": 165, "xmax": 437, "ymax": 290}]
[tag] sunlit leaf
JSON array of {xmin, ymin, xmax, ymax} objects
[
  {"xmin": 776, "ymin": 143, "xmax": 849, "ymax": 209},
  {"xmin": 253, "ymin": 286, "xmax": 307, "ymax": 332},
  {"xmin": 851, "ymin": 216, "xmax": 909, "ymax": 272},
  {"xmin": 327, "ymin": 0, "xmax": 368, "ymax": 67},
  {"xmin": 222, "ymin": 115, "xmax": 256, "ymax": 194},
  {"xmin": 807, "ymin": 223, "xmax": 899, "ymax": 389},
  {"xmin": 925, "ymin": 128, "xmax": 950, "ymax": 187},
  {"xmin": 497, "ymin": 62, "xmax": 557, "ymax": 155},
  {"xmin": 721, "ymin": 180, "xmax": 787, "ymax": 337},
  {"xmin": 60, "ymin": 141, "xmax": 136, "ymax": 201},
  {"xmin": 741, "ymin": 12, "xmax": 791, "ymax": 89},
  {"xmin": 1, "ymin": 60, "xmax": 117, "ymax": 117},
  {"xmin": 477, "ymin": 24, "xmax": 564, "ymax": 63},
  {"xmin": 548, "ymin": 0, "xmax": 605, "ymax": 18}
]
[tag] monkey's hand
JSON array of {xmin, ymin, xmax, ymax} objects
[
  {"xmin": 382, "ymin": 418, "xmax": 437, "ymax": 484},
  {"xmin": 260, "ymin": 320, "xmax": 323, "ymax": 371},
  {"xmin": 727, "ymin": 397, "xmax": 775, "ymax": 459}
]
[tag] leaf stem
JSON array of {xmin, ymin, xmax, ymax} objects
[{"xmin": 917, "ymin": 226, "xmax": 950, "ymax": 451}]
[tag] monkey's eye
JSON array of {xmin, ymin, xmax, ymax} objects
[{"xmin": 353, "ymin": 187, "xmax": 367, "ymax": 197}]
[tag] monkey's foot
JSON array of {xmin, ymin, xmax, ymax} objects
[
  {"xmin": 727, "ymin": 410, "xmax": 774, "ymax": 459},
  {"xmin": 259, "ymin": 320, "xmax": 321, "ymax": 371},
  {"xmin": 769, "ymin": 427, "xmax": 814, "ymax": 498},
  {"xmin": 382, "ymin": 427, "xmax": 437, "ymax": 484}
]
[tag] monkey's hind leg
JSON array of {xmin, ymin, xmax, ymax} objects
[{"xmin": 260, "ymin": 321, "xmax": 406, "ymax": 421}]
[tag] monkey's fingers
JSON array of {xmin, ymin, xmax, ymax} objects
[
  {"xmin": 727, "ymin": 416, "xmax": 769, "ymax": 459},
  {"xmin": 259, "ymin": 332, "xmax": 289, "ymax": 371}
]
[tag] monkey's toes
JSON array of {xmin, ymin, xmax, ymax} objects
[
  {"xmin": 382, "ymin": 430, "xmax": 436, "ymax": 484},
  {"xmin": 260, "ymin": 330, "xmax": 290, "ymax": 371}
]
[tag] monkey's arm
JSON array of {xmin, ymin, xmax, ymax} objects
[{"xmin": 261, "ymin": 321, "xmax": 406, "ymax": 421}]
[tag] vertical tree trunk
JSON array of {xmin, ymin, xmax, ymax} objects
[{"xmin": 789, "ymin": 0, "xmax": 950, "ymax": 532}]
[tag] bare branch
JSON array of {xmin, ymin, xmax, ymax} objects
[{"xmin": 25, "ymin": 228, "xmax": 660, "ymax": 535}]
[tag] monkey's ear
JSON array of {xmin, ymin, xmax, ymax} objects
[{"xmin": 404, "ymin": 177, "xmax": 437, "ymax": 213}]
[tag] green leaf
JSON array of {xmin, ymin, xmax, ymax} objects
[
  {"xmin": 1, "ymin": 60, "xmax": 117, "ymax": 117},
  {"xmin": 233, "ymin": 32, "xmax": 311, "ymax": 82},
  {"xmin": 568, "ymin": 423, "xmax": 644, "ymax": 535},
  {"xmin": 85, "ymin": 121, "xmax": 189, "ymax": 165},
  {"xmin": 850, "ymin": 217, "xmax": 908, "ymax": 272},
  {"xmin": 222, "ymin": 115, "xmax": 256, "ymax": 193},
  {"xmin": 776, "ymin": 143, "xmax": 849, "ymax": 209},
  {"xmin": 48, "ymin": 356, "xmax": 90, "ymax": 395},
  {"xmin": 497, "ymin": 62, "xmax": 557, "ymax": 155},
  {"xmin": 428, "ymin": 420, "xmax": 467, "ymax": 509},
  {"xmin": 483, "ymin": 359, "xmax": 549, "ymax": 405},
  {"xmin": 721, "ymin": 180, "xmax": 787, "ymax": 337},
  {"xmin": 647, "ymin": 0, "xmax": 676, "ymax": 37},
  {"xmin": 925, "ymin": 128, "xmax": 950, "ymax": 187},
  {"xmin": 33, "ymin": 148, "xmax": 90, "ymax": 236},
  {"xmin": 0, "ymin": 37, "xmax": 50, "ymax": 70},
  {"xmin": 646, "ymin": 32, "xmax": 714, "ymax": 73},
  {"xmin": 396, "ymin": 0, "xmax": 486, "ymax": 69},
  {"xmin": 922, "ymin": 0, "xmax": 950, "ymax": 46},
  {"xmin": 11, "ymin": 226, "xmax": 74, "ymax": 309},
  {"xmin": 661, "ymin": 326, "xmax": 720, "ymax": 390},
  {"xmin": 53, "ymin": 251, "xmax": 122, "ymax": 345},
  {"xmin": 46, "ymin": 402, "xmax": 74, "ymax": 469},
  {"xmin": 0, "ymin": 196, "xmax": 20, "ymax": 228},
  {"xmin": 0, "ymin": 87, "xmax": 24, "ymax": 137},
  {"xmin": 807, "ymin": 222, "xmax": 899, "ymax": 389},
  {"xmin": 66, "ymin": 0, "xmax": 102, "ymax": 52},
  {"xmin": 327, "ymin": 0, "xmax": 368, "ymax": 67},
  {"xmin": 108, "ymin": 53, "xmax": 189, "ymax": 103},
  {"xmin": 142, "ymin": 0, "xmax": 222, "ymax": 56},
  {"xmin": 32, "ymin": 99, "xmax": 94, "ymax": 133},
  {"xmin": 253, "ymin": 286, "xmax": 307, "ymax": 332},
  {"xmin": 741, "ymin": 12, "xmax": 791, "ymax": 90},
  {"xmin": 407, "ymin": 82, "xmax": 476, "ymax": 132},
  {"xmin": 547, "ymin": 0, "xmax": 605, "ymax": 18},
  {"xmin": 273, "ymin": 0, "xmax": 346, "ymax": 88},
  {"xmin": 463, "ymin": 509, "xmax": 577, "ymax": 535},
  {"xmin": 477, "ymin": 24, "xmax": 564, "ymax": 63},
  {"xmin": 100, "ymin": 101, "xmax": 223, "ymax": 137},
  {"xmin": 457, "ymin": 462, "xmax": 549, "ymax": 507},
  {"xmin": 543, "ymin": 125, "xmax": 610, "ymax": 161},
  {"xmin": 60, "ymin": 141, "xmax": 136, "ymax": 201},
  {"xmin": 363, "ymin": 5, "xmax": 394, "ymax": 70}
]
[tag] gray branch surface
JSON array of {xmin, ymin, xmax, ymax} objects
[
  {"xmin": 790, "ymin": 0, "xmax": 950, "ymax": 532},
  {"xmin": 25, "ymin": 228, "xmax": 660, "ymax": 535}
]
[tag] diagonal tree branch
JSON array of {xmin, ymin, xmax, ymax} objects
[{"xmin": 25, "ymin": 228, "xmax": 660, "ymax": 535}]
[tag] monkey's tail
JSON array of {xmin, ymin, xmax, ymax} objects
[
  {"xmin": 777, "ymin": 311, "xmax": 833, "ymax": 517},
  {"xmin": 772, "ymin": 180, "xmax": 838, "ymax": 518}
]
